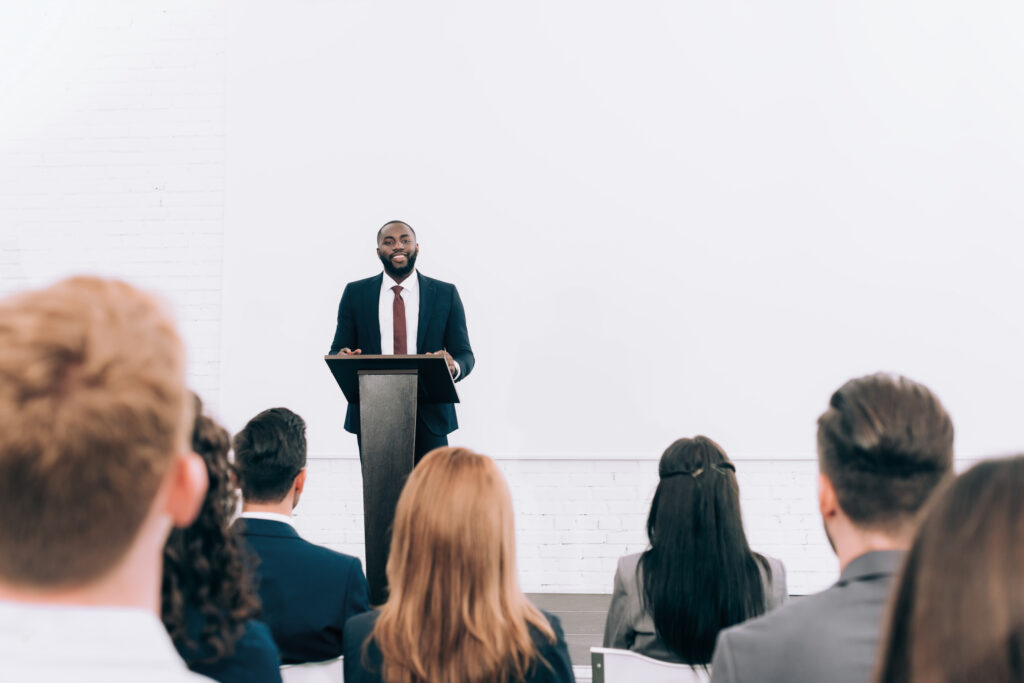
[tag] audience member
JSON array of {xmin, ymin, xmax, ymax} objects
[
  {"xmin": 162, "ymin": 394, "xmax": 282, "ymax": 682},
  {"xmin": 233, "ymin": 407, "xmax": 369, "ymax": 664},
  {"xmin": 343, "ymin": 447, "xmax": 575, "ymax": 683},
  {"xmin": 604, "ymin": 436, "xmax": 787, "ymax": 666},
  {"xmin": 875, "ymin": 455, "xmax": 1024, "ymax": 683},
  {"xmin": 710, "ymin": 373, "xmax": 954, "ymax": 683},
  {"xmin": 0, "ymin": 276, "xmax": 208, "ymax": 681}
]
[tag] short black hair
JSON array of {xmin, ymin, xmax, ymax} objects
[
  {"xmin": 376, "ymin": 220, "xmax": 416, "ymax": 243},
  {"xmin": 817, "ymin": 373, "xmax": 954, "ymax": 531},
  {"xmin": 233, "ymin": 407, "xmax": 307, "ymax": 504}
]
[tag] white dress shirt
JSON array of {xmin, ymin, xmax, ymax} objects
[
  {"xmin": 378, "ymin": 270, "xmax": 420, "ymax": 355},
  {"xmin": 0, "ymin": 600, "xmax": 211, "ymax": 682},
  {"xmin": 377, "ymin": 269, "xmax": 460, "ymax": 378},
  {"xmin": 240, "ymin": 510, "xmax": 295, "ymax": 527}
]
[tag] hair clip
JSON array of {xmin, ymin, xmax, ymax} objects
[
  {"xmin": 662, "ymin": 462, "xmax": 735, "ymax": 479},
  {"xmin": 662, "ymin": 466, "xmax": 704, "ymax": 479}
]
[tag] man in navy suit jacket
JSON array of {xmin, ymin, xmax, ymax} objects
[
  {"xmin": 329, "ymin": 221, "xmax": 475, "ymax": 462},
  {"xmin": 233, "ymin": 407, "xmax": 370, "ymax": 664}
]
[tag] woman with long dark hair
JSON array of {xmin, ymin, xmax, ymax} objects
[
  {"xmin": 162, "ymin": 394, "xmax": 282, "ymax": 682},
  {"xmin": 603, "ymin": 436, "xmax": 786, "ymax": 666},
  {"xmin": 874, "ymin": 455, "xmax": 1024, "ymax": 683},
  {"xmin": 343, "ymin": 447, "xmax": 575, "ymax": 683}
]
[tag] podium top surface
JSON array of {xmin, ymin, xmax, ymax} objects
[{"xmin": 324, "ymin": 354, "xmax": 459, "ymax": 405}]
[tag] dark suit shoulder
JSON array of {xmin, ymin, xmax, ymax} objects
[
  {"xmin": 345, "ymin": 274, "xmax": 384, "ymax": 290},
  {"xmin": 342, "ymin": 610, "xmax": 382, "ymax": 683},
  {"xmin": 417, "ymin": 272, "xmax": 461, "ymax": 296},
  {"xmin": 292, "ymin": 535, "xmax": 362, "ymax": 568},
  {"xmin": 182, "ymin": 615, "xmax": 282, "ymax": 683},
  {"xmin": 235, "ymin": 519, "xmax": 361, "ymax": 574},
  {"xmin": 527, "ymin": 611, "xmax": 575, "ymax": 683},
  {"xmin": 343, "ymin": 610, "xmax": 572, "ymax": 683}
]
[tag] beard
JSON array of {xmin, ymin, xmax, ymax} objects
[{"xmin": 379, "ymin": 248, "xmax": 418, "ymax": 279}]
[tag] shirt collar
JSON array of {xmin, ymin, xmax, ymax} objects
[
  {"xmin": 240, "ymin": 511, "xmax": 295, "ymax": 528},
  {"xmin": 0, "ymin": 601, "xmax": 192, "ymax": 671},
  {"xmin": 836, "ymin": 549, "xmax": 905, "ymax": 587},
  {"xmin": 382, "ymin": 269, "xmax": 418, "ymax": 294}
]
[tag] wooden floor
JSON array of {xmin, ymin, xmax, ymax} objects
[{"xmin": 527, "ymin": 593, "xmax": 611, "ymax": 667}]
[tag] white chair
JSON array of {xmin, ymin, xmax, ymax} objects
[
  {"xmin": 279, "ymin": 656, "xmax": 344, "ymax": 683},
  {"xmin": 590, "ymin": 647, "xmax": 709, "ymax": 683}
]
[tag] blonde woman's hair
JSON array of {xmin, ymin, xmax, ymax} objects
[{"xmin": 372, "ymin": 447, "xmax": 555, "ymax": 683}]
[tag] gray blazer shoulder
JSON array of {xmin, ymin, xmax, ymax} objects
[
  {"xmin": 710, "ymin": 550, "xmax": 903, "ymax": 683},
  {"xmin": 603, "ymin": 551, "xmax": 787, "ymax": 664},
  {"xmin": 762, "ymin": 555, "xmax": 788, "ymax": 609}
]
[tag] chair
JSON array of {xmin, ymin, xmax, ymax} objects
[
  {"xmin": 279, "ymin": 656, "xmax": 344, "ymax": 683},
  {"xmin": 590, "ymin": 647, "xmax": 709, "ymax": 683}
]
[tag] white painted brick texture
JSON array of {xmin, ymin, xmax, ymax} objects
[
  {"xmin": 292, "ymin": 457, "xmax": 843, "ymax": 596},
  {"xmin": 0, "ymin": 2, "xmax": 226, "ymax": 404}
]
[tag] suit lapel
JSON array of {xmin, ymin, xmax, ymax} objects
[
  {"xmin": 364, "ymin": 274, "xmax": 383, "ymax": 353},
  {"xmin": 417, "ymin": 272, "xmax": 433, "ymax": 353}
]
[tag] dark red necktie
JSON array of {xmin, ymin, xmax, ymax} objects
[{"xmin": 392, "ymin": 285, "xmax": 407, "ymax": 354}]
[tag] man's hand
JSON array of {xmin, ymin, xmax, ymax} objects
[
  {"xmin": 338, "ymin": 348, "xmax": 362, "ymax": 355},
  {"xmin": 428, "ymin": 350, "xmax": 457, "ymax": 376}
]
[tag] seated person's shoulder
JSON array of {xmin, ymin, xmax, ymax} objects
[
  {"xmin": 617, "ymin": 551, "xmax": 642, "ymax": 573},
  {"xmin": 298, "ymin": 538, "xmax": 363, "ymax": 571},
  {"xmin": 238, "ymin": 619, "xmax": 281, "ymax": 664},
  {"xmin": 526, "ymin": 610, "xmax": 574, "ymax": 683},
  {"xmin": 537, "ymin": 609, "xmax": 563, "ymax": 635},
  {"xmin": 344, "ymin": 609, "xmax": 379, "ymax": 641},
  {"xmin": 716, "ymin": 586, "xmax": 842, "ymax": 658}
]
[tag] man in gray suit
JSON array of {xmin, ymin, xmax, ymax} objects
[{"xmin": 710, "ymin": 373, "xmax": 954, "ymax": 683}]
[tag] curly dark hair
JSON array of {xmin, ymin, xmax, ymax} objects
[{"xmin": 161, "ymin": 393, "xmax": 262, "ymax": 664}]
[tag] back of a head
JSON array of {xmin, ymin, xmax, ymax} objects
[
  {"xmin": 233, "ymin": 407, "xmax": 307, "ymax": 504},
  {"xmin": 376, "ymin": 447, "xmax": 553, "ymax": 683},
  {"xmin": 641, "ymin": 435, "xmax": 765, "ymax": 664},
  {"xmin": 876, "ymin": 456, "xmax": 1024, "ymax": 683},
  {"xmin": 817, "ymin": 373, "xmax": 954, "ymax": 534},
  {"xmin": 0, "ymin": 276, "xmax": 187, "ymax": 589}
]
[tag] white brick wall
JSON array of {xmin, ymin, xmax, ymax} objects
[
  {"xmin": 292, "ymin": 455, "xmax": 981, "ymax": 596},
  {"xmin": 291, "ymin": 456, "xmax": 840, "ymax": 595},
  {"xmin": 0, "ymin": 2, "xmax": 226, "ymax": 403}
]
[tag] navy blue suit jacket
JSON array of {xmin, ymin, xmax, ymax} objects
[
  {"xmin": 234, "ymin": 518, "xmax": 370, "ymax": 665},
  {"xmin": 179, "ymin": 613, "xmax": 282, "ymax": 683},
  {"xmin": 342, "ymin": 609, "xmax": 575, "ymax": 683},
  {"xmin": 328, "ymin": 272, "xmax": 475, "ymax": 436}
]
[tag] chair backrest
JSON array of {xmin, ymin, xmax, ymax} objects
[
  {"xmin": 591, "ymin": 647, "xmax": 709, "ymax": 683},
  {"xmin": 279, "ymin": 656, "xmax": 344, "ymax": 683}
]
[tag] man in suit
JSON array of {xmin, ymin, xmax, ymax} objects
[
  {"xmin": 329, "ymin": 220, "xmax": 474, "ymax": 462},
  {"xmin": 710, "ymin": 373, "xmax": 955, "ymax": 683},
  {"xmin": 233, "ymin": 407, "xmax": 370, "ymax": 664}
]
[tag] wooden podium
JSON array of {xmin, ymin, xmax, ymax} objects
[{"xmin": 324, "ymin": 354, "xmax": 459, "ymax": 605}]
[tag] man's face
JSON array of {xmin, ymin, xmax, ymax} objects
[{"xmin": 377, "ymin": 223, "xmax": 418, "ymax": 278}]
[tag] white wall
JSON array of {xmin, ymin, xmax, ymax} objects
[
  {"xmin": 0, "ymin": 1, "xmax": 227, "ymax": 405},
  {"xmin": 2, "ymin": 1, "xmax": 1023, "ymax": 594},
  {"xmin": 222, "ymin": 0, "xmax": 1024, "ymax": 463}
]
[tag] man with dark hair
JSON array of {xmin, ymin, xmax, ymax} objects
[
  {"xmin": 328, "ymin": 220, "xmax": 475, "ymax": 463},
  {"xmin": 233, "ymin": 407, "xmax": 369, "ymax": 664},
  {"xmin": 710, "ymin": 373, "xmax": 955, "ymax": 683}
]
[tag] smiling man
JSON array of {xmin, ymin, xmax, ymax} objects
[{"xmin": 329, "ymin": 220, "xmax": 475, "ymax": 463}]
